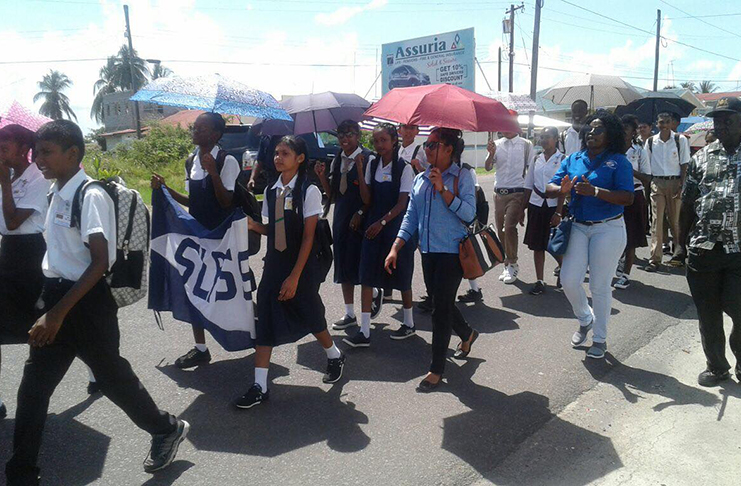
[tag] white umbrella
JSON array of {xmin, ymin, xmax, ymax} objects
[
  {"xmin": 518, "ymin": 114, "xmax": 570, "ymax": 128},
  {"xmin": 487, "ymin": 92, "xmax": 537, "ymax": 112},
  {"xmin": 544, "ymin": 74, "xmax": 643, "ymax": 110}
]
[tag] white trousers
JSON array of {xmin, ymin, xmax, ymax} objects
[{"xmin": 560, "ymin": 218, "xmax": 626, "ymax": 344}]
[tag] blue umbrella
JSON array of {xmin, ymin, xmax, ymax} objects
[{"xmin": 130, "ymin": 74, "xmax": 291, "ymax": 121}]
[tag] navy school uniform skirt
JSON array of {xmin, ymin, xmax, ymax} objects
[
  {"xmin": 0, "ymin": 233, "xmax": 46, "ymax": 344},
  {"xmin": 359, "ymin": 159, "xmax": 416, "ymax": 291},
  {"xmin": 331, "ymin": 164, "xmax": 364, "ymax": 285},
  {"xmin": 256, "ymin": 181, "xmax": 327, "ymax": 347}
]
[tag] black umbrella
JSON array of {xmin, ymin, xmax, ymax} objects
[{"xmin": 615, "ymin": 91, "xmax": 696, "ymax": 124}]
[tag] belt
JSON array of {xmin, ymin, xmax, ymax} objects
[
  {"xmin": 495, "ymin": 187, "xmax": 524, "ymax": 196},
  {"xmin": 653, "ymin": 175, "xmax": 681, "ymax": 180},
  {"xmin": 575, "ymin": 214, "xmax": 623, "ymax": 226}
]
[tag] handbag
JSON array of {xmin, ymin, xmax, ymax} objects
[
  {"xmin": 450, "ymin": 175, "xmax": 506, "ymax": 279},
  {"xmin": 546, "ymin": 161, "xmax": 603, "ymax": 257}
]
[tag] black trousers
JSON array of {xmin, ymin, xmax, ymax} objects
[
  {"xmin": 6, "ymin": 278, "xmax": 176, "ymax": 485},
  {"xmin": 422, "ymin": 253, "xmax": 473, "ymax": 375},
  {"xmin": 0, "ymin": 234, "xmax": 46, "ymax": 344},
  {"xmin": 686, "ymin": 244, "xmax": 741, "ymax": 375}
]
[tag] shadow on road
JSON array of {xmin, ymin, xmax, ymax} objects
[
  {"xmin": 583, "ymin": 353, "xmax": 720, "ymax": 412},
  {"xmin": 141, "ymin": 460, "xmax": 195, "ymax": 486},
  {"xmin": 0, "ymin": 395, "xmax": 110, "ymax": 486},
  {"xmin": 611, "ymin": 280, "xmax": 693, "ymax": 318},
  {"xmin": 157, "ymin": 358, "xmax": 370, "ymax": 456},
  {"xmin": 439, "ymin": 358, "xmax": 622, "ymax": 485}
]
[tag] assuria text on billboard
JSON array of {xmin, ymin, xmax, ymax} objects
[{"xmin": 382, "ymin": 28, "xmax": 475, "ymax": 95}]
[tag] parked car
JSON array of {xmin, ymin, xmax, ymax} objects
[{"xmin": 388, "ymin": 65, "xmax": 431, "ymax": 90}]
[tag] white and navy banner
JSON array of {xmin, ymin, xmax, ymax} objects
[{"xmin": 148, "ymin": 188, "xmax": 256, "ymax": 351}]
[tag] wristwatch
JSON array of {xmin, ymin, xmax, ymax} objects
[
  {"xmin": 441, "ymin": 185, "xmax": 449, "ymax": 194},
  {"xmin": 380, "ymin": 219, "xmax": 387, "ymax": 226},
  {"xmin": 357, "ymin": 209, "xmax": 364, "ymax": 216}
]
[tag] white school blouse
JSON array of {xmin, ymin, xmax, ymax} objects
[
  {"xmin": 43, "ymin": 169, "xmax": 117, "ymax": 281},
  {"xmin": 364, "ymin": 155, "xmax": 415, "ymax": 193},
  {"xmin": 261, "ymin": 173, "xmax": 323, "ymax": 220},
  {"xmin": 0, "ymin": 163, "xmax": 50, "ymax": 235}
]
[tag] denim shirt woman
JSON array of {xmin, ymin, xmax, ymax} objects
[
  {"xmin": 546, "ymin": 110, "xmax": 634, "ymax": 360},
  {"xmin": 386, "ymin": 128, "xmax": 479, "ymax": 391}
]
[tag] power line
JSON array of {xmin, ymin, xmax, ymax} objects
[
  {"xmin": 665, "ymin": 12, "xmax": 741, "ymax": 20},
  {"xmin": 658, "ymin": 0, "xmax": 741, "ymax": 40},
  {"xmin": 558, "ymin": 0, "xmax": 741, "ymax": 63}
]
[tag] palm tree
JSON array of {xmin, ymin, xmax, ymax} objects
[
  {"xmin": 34, "ymin": 70, "xmax": 77, "ymax": 121},
  {"xmin": 151, "ymin": 63, "xmax": 173, "ymax": 80},
  {"xmin": 91, "ymin": 57, "xmax": 117, "ymax": 123},
  {"xmin": 699, "ymin": 80, "xmax": 718, "ymax": 93},
  {"xmin": 110, "ymin": 45, "xmax": 150, "ymax": 91},
  {"xmin": 663, "ymin": 85, "xmax": 677, "ymax": 90},
  {"xmin": 680, "ymin": 81, "xmax": 697, "ymax": 92}
]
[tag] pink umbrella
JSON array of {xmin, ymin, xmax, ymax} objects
[
  {"xmin": 363, "ymin": 84, "xmax": 519, "ymax": 133},
  {"xmin": 0, "ymin": 101, "xmax": 52, "ymax": 132}
]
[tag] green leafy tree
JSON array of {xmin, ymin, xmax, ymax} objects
[
  {"xmin": 34, "ymin": 70, "xmax": 77, "ymax": 121},
  {"xmin": 151, "ymin": 63, "xmax": 173, "ymax": 80},
  {"xmin": 91, "ymin": 57, "xmax": 118, "ymax": 123},
  {"xmin": 680, "ymin": 81, "xmax": 697, "ymax": 92},
  {"xmin": 111, "ymin": 45, "xmax": 150, "ymax": 91},
  {"xmin": 699, "ymin": 80, "xmax": 718, "ymax": 93}
]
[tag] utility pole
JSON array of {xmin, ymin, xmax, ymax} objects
[
  {"xmin": 124, "ymin": 5, "xmax": 141, "ymax": 139},
  {"xmin": 497, "ymin": 46, "xmax": 502, "ymax": 91},
  {"xmin": 653, "ymin": 9, "xmax": 661, "ymax": 92},
  {"xmin": 505, "ymin": 3, "xmax": 524, "ymax": 93},
  {"xmin": 529, "ymin": 0, "xmax": 542, "ymax": 101}
]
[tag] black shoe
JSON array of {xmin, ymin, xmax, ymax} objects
[
  {"xmin": 458, "ymin": 289, "xmax": 483, "ymax": 303},
  {"xmin": 332, "ymin": 315, "xmax": 357, "ymax": 330},
  {"xmin": 323, "ymin": 354, "xmax": 346, "ymax": 384},
  {"xmin": 698, "ymin": 369, "xmax": 730, "ymax": 387},
  {"xmin": 644, "ymin": 262, "xmax": 660, "ymax": 273},
  {"xmin": 417, "ymin": 376, "xmax": 442, "ymax": 393},
  {"xmin": 529, "ymin": 281, "xmax": 546, "ymax": 295},
  {"xmin": 370, "ymin": 288, "xmax": 384, "ymax": 319},
  {"xmin": 343, "ymin": 331, "xmax": 371, "ymax": 348},
  {"xmin": 453, "ymin": 330, "xmax": 479, "ymax": 360},
  {"xmin": 418, "ymin": 295, "xmax": 434, "ymax": 313},
  {"xmin": 390, "ymin": 325, "xmax": 416, "ymax": 340},
  {"xmin": 0, "ymin": 402, "xmax": 6, "ymax": 419},
  {"xmin": 553, "ymin": 266, "xmax": 561, "ymax": 277},
  {"xmin": 555, "ymin": 275, "xmax": 563, "ymax": 292},
  {"xmin": 143, "ymin": 419, "xmax": 190, "ymax": 473},
  {"xmin": 235, "ymin": 383, "xmax": 269, "ymax": 409},
  {"xmin": 87, "ymin": 381, "xmax": 102, "ymax": 395},
  {"xmin": 175, "ymin": 348, "xmax": 211, "ymax": 369}
]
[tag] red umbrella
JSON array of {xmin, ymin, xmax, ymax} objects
[{"xmin": 364, "ymin": 84, "xmax": 520, "ymax": 133}]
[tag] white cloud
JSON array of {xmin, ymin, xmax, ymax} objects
[{"xmin": 314, "ymin": 0, "xmax": 388, "ymax": 27}]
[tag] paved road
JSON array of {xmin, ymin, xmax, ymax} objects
[{"xmin": 0, "ymin": 174, "xmax": 695, "ymax": 486}]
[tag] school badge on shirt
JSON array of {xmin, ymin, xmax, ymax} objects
[{"xmin": 54, "ymin": 200, "xmax": 73, "ymax": 227}]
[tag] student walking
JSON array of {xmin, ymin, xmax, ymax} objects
[
  {"xmin": 314, "ymin": 120, "xmax": 375, "ymax": 330},
  {"xmin": 6, "ymin": 121, "xmax": 187, "ymax": 486},
  {"xmin": 523, "ymin": 127, "xmax": 565, "ymax": 295},
  {"xmin": 485, "ymin": 113, "xmax": 534, "ymax": 284},
  {"xmin": 386, "ymin": 128, "xmax": 479, "ymax": 391},
  {"xmin": 235, "ymin": 136, "xmax": 345, "ymax": 409},
  {"xmin": 546, "ymin": 111, "xmax": 635, "ymax": 360},
  {"xmin": 644, "ymin": 112, "xmax": 691, "ymax": 271},
  {"xmin": 0, "ymin": 125, "xmax": 50, "ymax": 421},
  {"xmin": 615, "ymin": 115, "xmax": 651, "ymax": 289},
  {"xmin": 345, "ymin": 124, "xmax": 416, "ymax": 347},
  {"xmin": 151, "ymin": 112, "xmax": 240, "ymax": 369}
]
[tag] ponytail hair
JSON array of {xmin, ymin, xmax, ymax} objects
[{"xmin": 431, "ymin": 127, "xmax": 465, "ymax": 164}]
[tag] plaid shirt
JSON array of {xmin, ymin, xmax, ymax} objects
[{"xmin": 682, "ymin": 139, "xmax": 741, "ymax": 253}]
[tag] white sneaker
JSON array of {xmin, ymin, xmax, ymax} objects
[
  {"xmin": 499, "ymin": 266, "xmax": 508, "ymax": 281},
  {"xmin": 503, "ymin": 263, "xmax": 519, "ymax": 284}
]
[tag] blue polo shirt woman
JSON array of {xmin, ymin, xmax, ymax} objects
[
  {"xmin": 385, "ymin": 128, "xmax": 479, "ymax": 391},
  {"xmin": 546, "ymin": 110, "xmax": 634, "ymax": 359}
]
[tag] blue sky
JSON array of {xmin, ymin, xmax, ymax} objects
[{"xmin": 2, "ymin": 0, "xmax": 740, "ymax": 133}]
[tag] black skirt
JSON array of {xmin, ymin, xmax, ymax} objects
[
  {"xmin": 524, "ymin": 201, "xmax": 557, "ymax": 252},
  {"xmin": 624, "ymin": 190, "xmax": 648, "ymax": 249}
]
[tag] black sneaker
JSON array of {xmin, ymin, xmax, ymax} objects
[
  {"xmin": 418, "ymin": 295, "xmax": 434, "ymax": 312},
  {"xmin": 370, "ymin": 288, "xmax": 384, "ymax": 319},
  {"xmin": 697, "ymin": 369, "xmax": 730, "ymax": 387},
  {"xmin": 529, "ymin": 281, "xmax": 546, "ymax": 295},
  {"xmin": 87, "ymin": 381, "xmax": 102, "ymax": 395},
  {"xmin": 390, "ymin": 325, "xmax": 416, "ymax": 340},
  {"xmin": 143, "ymin": 419, "xmax": 190, "ymax": 473},
  {"xmin": 0, "ymin": 402, "xmax": 6, "ymax": 419},
  {"xmin": 458, "ymin": 289, "xmax": 483, "ymax": 303},
  {"xmin": 235, "ymin": 383, "xmax": 269, "ymax": 409},
  {"xmin": 332, "ymin": 315, "xmax": 357, "ymax": 330},
  {"xmin": 343, "ymin": 331, "xmax": 371, "ymax": 348},
  {"xmin": 174, "ymin": 348, "xmax": 211, "ymax": 369},
  {"xmin": 323, "ymin": 354, "xmax": 346, "ymax": 384},
  {"xmin": 555, "ymin": 275, "xmax": 563, "ymax": 292}
]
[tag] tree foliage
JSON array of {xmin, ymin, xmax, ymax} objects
[{"xmin": 34, "ymin": 70, "xmax": 77, "ymax": 121}]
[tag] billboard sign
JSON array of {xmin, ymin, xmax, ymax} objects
[{"xmin": 381, "ymin": 28, "xmax": 475, "ymax": 95}]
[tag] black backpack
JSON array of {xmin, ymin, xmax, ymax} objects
[
  {"xmin": 296, "ymin": 175, "xmax": 333, "ymax": 284},
  {"xmin": 233, "ymin": 170, "xmax": 262, "ymax": 256}
]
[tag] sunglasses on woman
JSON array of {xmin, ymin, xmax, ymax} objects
[{"xmin": 423, "ymin": 141, "xmax": 448, "ymax": 150}]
